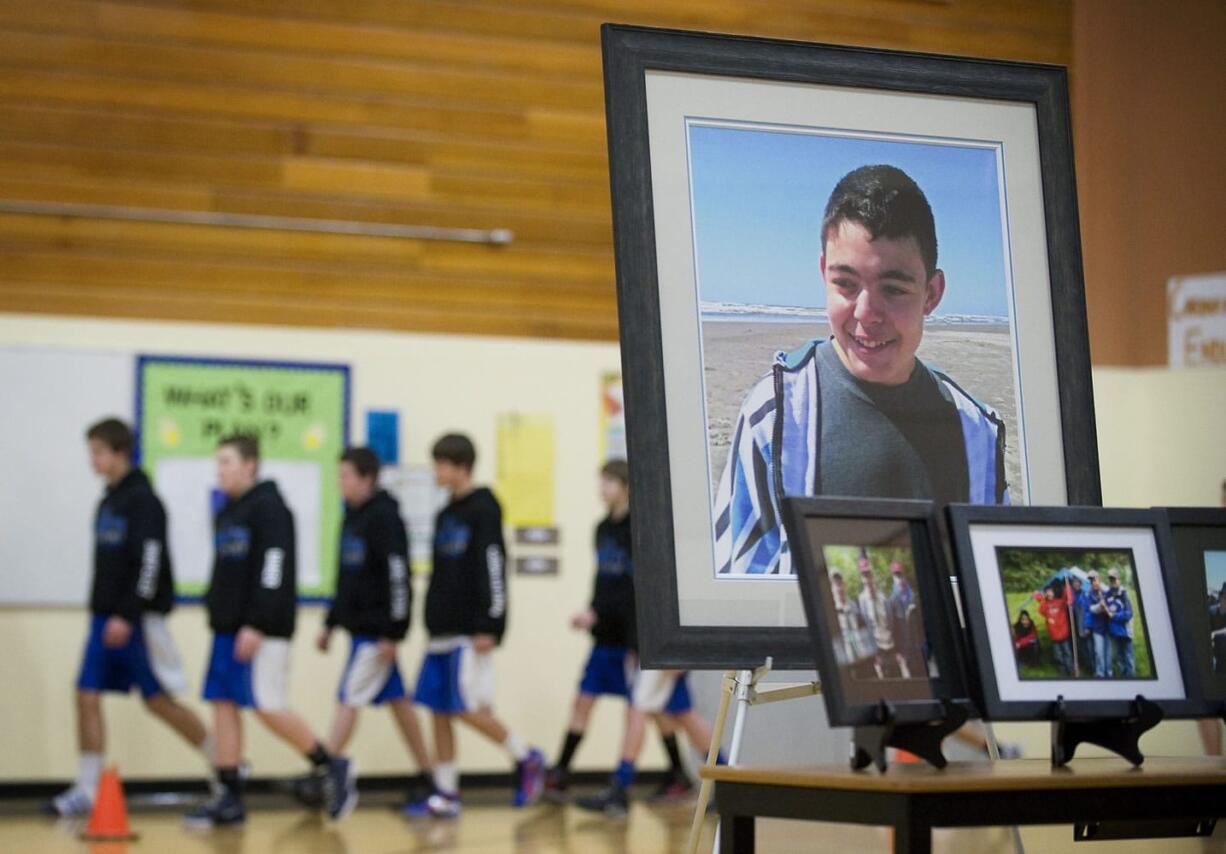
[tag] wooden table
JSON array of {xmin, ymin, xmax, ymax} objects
[{"xmin": 701, "ymin": 757, "xmax": 1226, "ymax": 853}]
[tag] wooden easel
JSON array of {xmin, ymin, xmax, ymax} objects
[{"xmin": 684, "ymin": 658, "xmax": 821, "ymax": 854}]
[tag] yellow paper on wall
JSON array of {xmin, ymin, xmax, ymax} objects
[{"xmin": 495, "ymin": 412, "xmax": 556, "ymax": 527}]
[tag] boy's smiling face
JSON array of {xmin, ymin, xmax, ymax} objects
[{"xmin": 822, "ymin": 219, "xmax": 945, "ymax": 386}]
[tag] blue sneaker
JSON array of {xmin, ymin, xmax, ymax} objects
[
  {"xmin": 323, "ymin": 756, "xmax": 358, "ymax": 821},
  {"xmin": 513, "ymin": 748, "xmax": 546, "ymax": 807}
]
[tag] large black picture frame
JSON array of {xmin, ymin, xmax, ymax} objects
[
  {"xmin": 947, "ymin": 504, "xmax": 1209, "ymax": 721},
  {"xmin": 603, "ymin": 23, "xmax": 1100, "ymax": 669},
  {"xmin": 783, "ymin": 497, "xmax": 975, "ymax": 727}
]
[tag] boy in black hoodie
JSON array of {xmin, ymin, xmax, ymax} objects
[
  {"xmin": 49, "ymin": 418, "xmax": 213, "ymax": 818},
  {"xmin": 185, "ymin": 434, "xmax": 356, "ymax": 828},
  {"xmin": 312, "ymin": 447, "xmax": 432, "ymax": 798},
  {"xmin": 407, "ymin": 433, "xmax": 544, "ymax": 817}
]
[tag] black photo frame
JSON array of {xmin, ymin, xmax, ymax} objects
[
  {"xmin": 783, "ymin": 497, "xmax": 974, "ymax": 727},
  {"xmin": 602, "ymin": 23, "xmax": 1099, "ymax": 669},
  {"xmin": 947, "ymin": 504, "xmax": 1209, "ymax": 721},
  {"xmin": 1160, "ymin": 507, "xmax": 1226, "ymax": 711}
]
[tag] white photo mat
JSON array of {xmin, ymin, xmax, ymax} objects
[
  {"xmin": 967, "ymin": 523, "xmax": 1185, "ymax": 702},
  {"xmin": 644, "ymin": 70, "xmax": 1066, "ymax": 627}
]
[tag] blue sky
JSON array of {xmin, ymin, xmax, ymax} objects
[
  {"xmin": 689, "ymin": 123, "xmax": 1011, "ymax": 317},
  {"xmin": 1207, "ymin": 550, "xmax": 1226, "ymax": 595}
]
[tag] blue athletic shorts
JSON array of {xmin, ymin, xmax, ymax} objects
[
  {"xmin": 202, "ymin": 633, "xmax": 291, "ymax": 711},
  {"xmin": 579, "ymin": 644, "xmax": 631, "ymax": 697},
  {"xmin": 665, "ymin": 673, "xmax": 693, "ymax": 715},
  {"xmin": 414, "ymin": 639, "xmax": 493, "ymax": 714},
  {"xmin": 336, "ymin": 635, "xmax": 406, "ymax": 706},
  {"xmin": 76, "ymin": 614, "xmax": 164, "ymax": 699}
]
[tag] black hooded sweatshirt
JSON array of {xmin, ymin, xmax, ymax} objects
[
  {"xmin": 90, "ymin": 468, "xmax": 174, "ymax": 621},
  {"xmin": 424, "ymin": 487, "xmax": 507, "ymax": 642},
  {"xmin": 205, "ymin": 480, "xmax": 297, "ymax": 638},
  {"xmin": 589, "ymin": 513, "xmax": 637, "ymax": 648},
  {"xmin": 325, "ymin": 489, "xmax": 411, "ymax": 640}
]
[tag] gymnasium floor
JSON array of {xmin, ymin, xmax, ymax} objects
[{"xmin": 3, "ymin": 787, "xmax": 1225, "ymax": 853}]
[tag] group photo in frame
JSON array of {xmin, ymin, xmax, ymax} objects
[
  {"xmin": 782, "ymin": 497, "xmax": 972, "ymax": 727},
  {"xmin": 947, "ymin": 505, "xmax": 1208, "ymax": 721},
  {"xmin": 1162, "ymin": 507, "xmax": 1226, "ymax": 707},
  {"xmin": 602, "ymin": 24, "xmax": 1098, "ymax": 668}
]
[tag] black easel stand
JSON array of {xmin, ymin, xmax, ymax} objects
[
  {"xmin": 1050, "ymin": 694, "xmax": 1163, "ymax": 767},
  {"xmin": 851, "ymin": 699, "xmax": 969, "ymax": 773}
]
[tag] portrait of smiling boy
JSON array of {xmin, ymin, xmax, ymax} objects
[{"xmin": 713, "ymin": 164, "xmax": 1009, "ymax": 576}]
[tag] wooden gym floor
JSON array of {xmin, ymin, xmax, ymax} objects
[{"xmin": 1, "ymin": 788, "xmax": 1224, "ymax": 852}]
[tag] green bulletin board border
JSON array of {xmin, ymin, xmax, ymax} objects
[{"xmin": 136, "ymin": 354, "xmax": 350, "ymax": 604}]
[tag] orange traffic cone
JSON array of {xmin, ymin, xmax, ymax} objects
[{"xmin": 80, "ymin": 765, "xmax": 139, "ymax": 841}]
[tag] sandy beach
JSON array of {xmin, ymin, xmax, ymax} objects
[{"xmin": 701, "ymin": 320, "xmax": 1023, "ymax": 504}]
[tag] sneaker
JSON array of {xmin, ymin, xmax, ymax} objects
[
  {"xmin": 322, "ymin": 756, "xmax": 358, "ymax": 821},
  {"xmin": 44, "ymin": 785, "xmax": 93, "ymax": 818},
  {"xmin": 542, "ymin": 767, "xmax": 569, "ymax": 804},
  {"xmin": 648, "ymin": 773, "xmax": 695, "ymax": 803},
  {"xmin": 575, "ymin": 783, "xmax": 629, "ymax": 818},
  {"xmin": 403, "ymin": 790, "xmax": 460, "ymax": 819},
  {"xmin": 513, "ymin": 748, "xmax": 546, "ymax": 807},
  {"xmin": 184, "ymin": 790, "xmax": 246, "ymax": 828},
  {"xmin": 997, "ymin": 742, "xmax": 1024, "ymax": 760},
  {"xmin": 290, "ymin": 772, "xmax": 325, "ymax": 808}
]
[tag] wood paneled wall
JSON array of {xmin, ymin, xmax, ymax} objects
[
  {"xmin": 1072, "ymin": 0, "xmax": 1226, "ymax": 366},
  {"xmin": 0, "ymin": 0, "xmax": 1070, "ymax": 341}
]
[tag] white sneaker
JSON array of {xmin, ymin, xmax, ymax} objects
[
  {"xmin": 46, "ymin": 785, "xmax": 94, "ymax": 818},
  {"xmin": 425, "ymin": 791, "xmax": 461, "ymax": 818}
]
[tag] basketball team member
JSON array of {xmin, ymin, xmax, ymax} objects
[
  {"xmin": 407, "ymin": 433, "xmax": 544, "ymax": 818},
  {"xmin": 49, "ymin": 418, "xmax": 212, "ymax": 817},
  {"xmin": 545, "ymin": 460, "xmax": 698, "ymax": 804},
  {"xmin": 312, "ymin": 447, "xmax": 433, "ymax": 803},
  {"xmin": 185, "ymin": 434, "xmax": 356, "ymax": 828}
]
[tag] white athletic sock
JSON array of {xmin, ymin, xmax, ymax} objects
[
  {"xmin": 503, "ymin": 733, "xmax": 529, "ymax": 762},
  {"xmin": 77, "ymin": 752, "xmax": 103, "ymax": 795},
  {"xmin": 433, "ymin": 762, "xmax": 459, "ymax": 795},
  {"xmin": 200, "ymin": 733, "xmax": 217, "ymax": 766}
]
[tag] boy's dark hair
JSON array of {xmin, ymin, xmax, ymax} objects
[
  {"xmin": 432, "ymin": 433, "xmax": 476, "ymax": 471},
  {"xmin": 85, "ymin": 417, "xmax": 134, "ymax": 456},
  {"xmin": 218, "ymin": 433, "xmax": 260, "ymax": 462},
  {"xmin": 821, "ymin": 164, "xmax": 938, "ymax": 276},
  {"xmin": 340, "ymin": 446, "xmax": 381, "ymax": 480},
  {"xmin": 600, "ymin": 458, "xmax": 630, "ymax": 487}
]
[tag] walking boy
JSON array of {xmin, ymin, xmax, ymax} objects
[
  {"xmin": 548, "ymin": 460, "xmax": 712, "ymax": 808},
  {"xmin": 186, "ymin": 434, "xmax": 356, "ymax": 827},
  {"xmin": 306, "ymin": 447, "xmax": 433, "ymax": 804},
  {"xmin": 408, "ymin": 433, "xmax": 544, "ymax": 817},
  {"xmin": 50, "ymin": 418, "xmax": 212, "ymax": 817}
]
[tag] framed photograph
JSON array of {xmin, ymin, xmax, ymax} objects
[
  {"xmin": 947, "ymin": 505, "xmax": 1206, "ymax": 720},
  {"xmin": 1161, "ymin": 507, "xmax": 1226, "ymax": 708},
  {"xmin": 783, "ymin": 497, "xmax": 972, "ymax": 726},
  {"xmin": 602, "ymin": 24, "xmax": 1098, "ymax": 668}
]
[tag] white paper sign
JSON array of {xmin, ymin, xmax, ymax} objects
[{"xmin": 1169, "ymin": 273, "xmax": 1226, "ymax": 368}]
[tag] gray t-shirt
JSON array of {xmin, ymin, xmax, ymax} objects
[{"xmin": 815, "ymin": 341, "xmax": 970, "ymax": 508}]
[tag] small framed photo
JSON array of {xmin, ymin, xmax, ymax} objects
[
  {"xmin": 947, "ymin": 505, "xmax": 1205, "ymax": 720},
  {"xmin": 783, "ymin": 497, "xmax": 971, "ymax": 726},
  {"xmin": 1161, "ymin": 507, "xmax": 1226, "ymax": 708}
]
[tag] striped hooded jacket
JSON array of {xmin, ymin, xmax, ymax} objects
[{"xmin": 713, "ymin": 339, "xmax": 1009, "ymax": 576}]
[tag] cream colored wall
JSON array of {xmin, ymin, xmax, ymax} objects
[
  {"xmin": 0, "ymin": 312, "xmax": 650, "ymax": 781},
  {"xmin": 993, "ymin": 365, "xmax": 1226, "ymax": 758},
  {"xmin": 2, "ymin": 314, "xmax": 1222, "ymax": 781}
]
